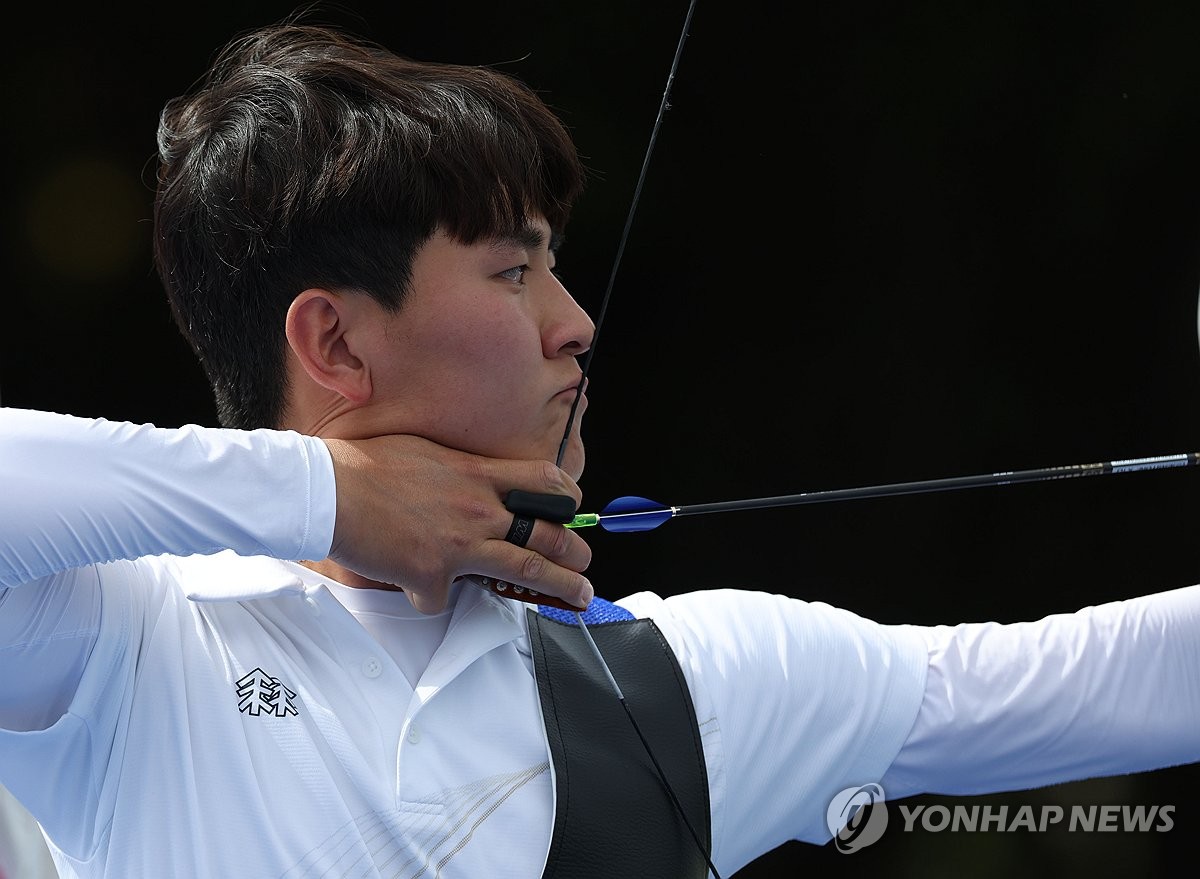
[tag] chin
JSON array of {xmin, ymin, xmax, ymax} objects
[
  {"xmin": 560, "ymin": 444, "xmax": 586, "ymax": 481},
  {"xmin": 529, "ymin": 426, "xmax": 585, "ymax": 479}
]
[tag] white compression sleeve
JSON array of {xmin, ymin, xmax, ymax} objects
[
  {"xmin": 0, "ymin": 408, "xmax": 336, "ymax": 588},
  {"xmin": 882, "ymin": 584, "xmax": 1200, "ymax": 798}
]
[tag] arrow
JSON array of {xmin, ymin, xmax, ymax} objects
[{"xmin": 565, "ymin": 453, "xmax": 1200, "ymax": 532}]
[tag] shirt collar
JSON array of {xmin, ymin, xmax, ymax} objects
[
  {"xmin": 182, "ymin": 552, "xmax": 531, "ymax": 637},
  {"xmin": 182, "ymin": 551, "xmax": 307, "ymax": 602}
]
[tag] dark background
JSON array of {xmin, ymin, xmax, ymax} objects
[{"xmin": 5, "ymin": 1, "xmax": 1200, "ymax": 875}]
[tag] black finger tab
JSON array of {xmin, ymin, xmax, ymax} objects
[
  {"xmin": 504, "ymin": 490, "xmax": 578, "ymax": 524},
  {"xmin": 505, "ymin": 515, "xmax": 536, "ymax": 547}
]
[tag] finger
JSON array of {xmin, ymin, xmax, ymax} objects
[
  {"xmin": 468, "ymin": 513, "xmax": 593, "ymax": 611},
  {"xmin": 469, "ymin": 538, "xmax": 593, "ymax": 610},
  {"xmin": 520, "ymin": 516, "xmax": 592, "ymax": 574},
  {"xmin": 491, "ymin": 459, "xmax": 582, "ymax": 511},
  {"xmin": 403, "ymin": 581, "xmax": 452, "ymax": 615}
]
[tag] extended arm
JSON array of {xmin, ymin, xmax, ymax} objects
[
  {"xmin": 619, "ymin": 583, "xmax": 1200, "ymax": 874},
  {"xmin": 882, "ymin": 584, "xmax": 1200, "ymax": 798}
]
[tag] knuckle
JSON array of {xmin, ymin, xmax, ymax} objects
[
  {"xmin": 547, "ymin": 525, "xmax": 589, "ymax": 569},
  {"xmin": 546, "ymin": 524, "xmax": 572, "ymax": 558},
  {"xmin": 518, "ymin": 551, "xmax": 548, "ymax": 582},
  {"xmin": 410, "ymin": 559, "xmax": 444, "ymax": 588},
  {"xmin": 445, "ymin": 524, "xmax": 473, "ymax": 553},
  {"xmin": 536, "ymin": 459, "xmax": 561, "ymax": 487},
  {"xmin": 459, "ymin": 497, "xmax": 492, "ymax": 527}
]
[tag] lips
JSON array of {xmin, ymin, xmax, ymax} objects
[{"xmin": 556, "ymin": 376, "xmax": 587, "ymax": 399}]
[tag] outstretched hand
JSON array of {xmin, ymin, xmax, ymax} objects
[{"xmin": 322, "ymin": 435, "xmax": 593, "ymax": 613}]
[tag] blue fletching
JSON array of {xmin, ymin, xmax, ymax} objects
[{"xmin": 599, "ymin": 496, "xmax": 673, "ymax": 532}]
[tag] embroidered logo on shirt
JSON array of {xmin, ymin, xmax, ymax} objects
[{"xmin": 236, "ymin": 667, "xmax": 299, "ymax": 717}]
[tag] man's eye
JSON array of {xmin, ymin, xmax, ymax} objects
[{"xmin": 498, "ymin": 265, "xmax": 527, "ymax": 283}]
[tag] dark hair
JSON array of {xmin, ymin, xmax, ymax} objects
[{"xmin": 153, "ymin": 22, "xmax": 585, "ymax": 428}]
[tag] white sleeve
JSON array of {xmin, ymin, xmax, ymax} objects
[
  {"xmin": 618, "ymin": 588, "xmax": 928, "ymax": 875},
  {"xmin": 0, "ymin": 408, "xmax": 337, "ymax": 588},
  {"xmin": 881, "ymin": 584, "xmax": 1200, "ymax": 798}
]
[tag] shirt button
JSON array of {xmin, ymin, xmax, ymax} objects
[
  {"xmin": 407, "ymin": 724, "xmax": 422, "ymax": 745},
  {"xmin": 362, "ymin": 657, "xmax": 382, "ymax": 678}
]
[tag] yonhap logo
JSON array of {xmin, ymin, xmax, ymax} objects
[
  {"xmin": 826, "ymin": 783, "xmax": 889, "ymax": 853},
  {"xmin": 825, "ymin": 784, "xmax": 1177, "ymax": 853}
]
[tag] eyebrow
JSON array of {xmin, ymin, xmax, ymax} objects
[{"xmin": 488, "ymin": 226, "xmax": 564, "ymax": 254}]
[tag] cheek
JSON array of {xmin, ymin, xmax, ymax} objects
[
  {"xmin": 458, "ymin": 324, "xmax": 532, "ymax": 395},
  {"xmin": 416, "ymin": 314, "xmax": 537, "ymax": 418},
  {"xmin": 401, "ymin": 307, "xmax": 511, "ymax": 381}
]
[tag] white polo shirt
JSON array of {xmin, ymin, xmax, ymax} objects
[
  {"xmin": 2, "ymin": 409, "xmax": 1198, "ymax": 878},
  {"xmin": 0, "ymin": 557, "xmax": 933, "ymax": 878}
]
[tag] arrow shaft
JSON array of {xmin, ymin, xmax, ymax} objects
[{"xmin": 592, "ymin": 453, "xmax": 1200, "ymax": 527}]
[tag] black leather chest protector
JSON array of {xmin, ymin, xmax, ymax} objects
[{"xmin": 527, "ymin": 610, "xmax": 712, "ymax": 879}]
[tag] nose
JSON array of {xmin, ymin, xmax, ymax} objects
[{"xmin": 542, "ymin": 274, "xmax": 595, "ymax": 359}]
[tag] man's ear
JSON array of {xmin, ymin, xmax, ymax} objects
[{"xmin": 284, "ymin": 288, "xmax": 373, "ymax": 404}]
